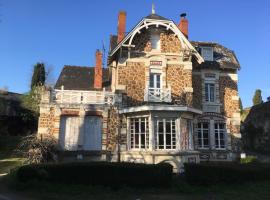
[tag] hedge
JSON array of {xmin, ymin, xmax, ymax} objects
[
  {"xmin": 184, "ymin": 163, "xmax": 270, "ymax": 185},
  {"xmin": 16, "ymin": 162, "xmax": 172, "ymax": 188}
]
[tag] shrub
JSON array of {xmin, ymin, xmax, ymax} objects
[
  {"xmin": 184, "ymin": 163, "xmax": 270, "ymax": 185},
  {"xmin": 240, "ymin": 156, "xmax": 258, "ymax": 164},
  {"xmin": 16, "ymin": 134, "xmax": 57, "ymax": 164},
  {"xmin": 16, "ymin": 162, "xmax": 172, "ymax": 188}
]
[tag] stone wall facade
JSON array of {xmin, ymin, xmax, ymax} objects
[
  {"xmin": 192, "ymin": 74, "xmax": 202, "ymax": 109},
  {"xmin": 160, "ymin": 33, "xmax": 182, "ymax": 53},
  {"xmin": 219, "ymin": 76, "xmax": 239, "ymax": 118},
  {"xmin": 132, "ymin": 29, "xmax": 182, "ymax": 53},
  {"xmin": 38, "ymin": 106, "xmax": 60, "ymax": 139},
  {"xmin": 167, "ymin": 65, "xmax": 192, "ymax": 105},
  {"xmin": 118, "ymin": 62, "xmax": 146, "ymax": 106}
]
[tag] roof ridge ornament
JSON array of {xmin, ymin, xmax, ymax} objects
[{"xmin": 152, "ymin": 3, "xmax": 155, "ymax": 14}]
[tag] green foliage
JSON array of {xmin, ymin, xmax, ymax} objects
[
  {"xmin": 184, "ymin": 163, "xmax": 270, "ymax": 185},
  {"xmin": 239, "ymin": 98, "xmax": 243, "ymax": 113},
  {"xmin": 31, "ymin": 63, "xmax": 46, "ymax": 89},
  {"xmin": 21, "ymin": 86, "xmax": 43, "ymax": 115},
  {"xmin": 16, "ymin": 162, "xmax": 172, "ymax": 188},
  {"xmin": 240, "ymin": 156, "xmax": 258, "ymax": 164},
  {"xmin": 242, "ymin": 123, "xmax": 263, "ymax": 151},
  {"xmin": 252, "ymin": 89, "xmax": 263, "ymax": 106}
]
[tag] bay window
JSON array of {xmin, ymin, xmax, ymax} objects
[
  {"xmin": 130, "ymin": 117, "xmax": 149, "ymax": 149},
  {"xmin": 197, "ymin": 122, "xmax": 209, "ymax": 149},
  {"xmin": 215, "ymin": 123, "xmax": 226, "ymax": 149},
  {"xmin": 155, "ymin": 119, "xmax": 176, "ymax": 150}
]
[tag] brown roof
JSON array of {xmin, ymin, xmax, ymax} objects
[{"xmin": 55, "ymin": 66, "xmax": 110, "ymax": 91}]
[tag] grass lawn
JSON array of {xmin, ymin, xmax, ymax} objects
[{"xmin": 0, "ymin": 136, "xmax": 25, "ymax": 174}]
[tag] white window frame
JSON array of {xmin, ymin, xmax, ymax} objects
[
  {"xmin": 155, "ymin": 118, "xmax": 176, "ymax": 150},
  {"xmin": 129, "ymin": 117, "xmax": 149, "ymax": 150},
  {"xmin": 197, "ymin": 122, "xmax": 210, "ymax": 149},
  {"xmin": 205, "ymin": 83, "xmax": 215, "ymax": 103},
  {"xmin": 214, "ymin": 123, "xmax": 226, "ymax": 150},
  {"xmin": 201, "ymin": 47, "xmax": 213, "ymax": 61},
  {"xmin": 150, "ymin": 33, "xmax": 160, "ymax": 50}
]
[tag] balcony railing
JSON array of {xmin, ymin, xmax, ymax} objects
[
  {"xmin": 144, "ymin": 87, "xmax": 171, "ymax": 103},
  {"xmin": 51, "ymin": 89, "xmax": 118, "ymax": 105}
]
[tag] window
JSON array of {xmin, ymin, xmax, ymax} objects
[
  {"xmin": 215, "ymin": 123, "xmax": 226, "ymax": 149},
  {"xmin": 197, "ymin": 122, "xmax": 209, "ymax": 149},
  {"xmin": 130, "ymin": 117, "xmax": 149, "ymax": 149},
  {"xmin": 150, "ymin": 73, "xmax": 161, "ymax": 89},
  {"xmin": 201, "ymin": 47, "xmax": 213, "ymax": 61},
  {"xmin": 150, "ymin": 33, "xmax": 160, "ymax": 50},
  {"xmin": 205, "ymin": 83, "xmax": 215, "ymax": 102},
  {"xmin": 155, "ymin": 119, "xmax": 176, "ymax": 150}
]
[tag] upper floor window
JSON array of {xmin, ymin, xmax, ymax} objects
[
  {"xmin": 197, "ymin": 122, "xmax": 209, "ymax": 149},
  {"xmin": 201, "ymin": 47, "xmax": 213, "ymax": 61},
  {"xmin": 215, "ymin": 123, "xmax": 226, "ymax": 149},
  {"xmin": 150, "ymin": 33, "xmax": 160, "ymax": 50},
  {"xmin": 205, "ymin": 83, "xmax": 215, "ymax": 102},
  {"xmin": 150, "ymin": 73, "xmax": 161, "ymax": 89}
]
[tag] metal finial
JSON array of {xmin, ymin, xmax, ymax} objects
[{"xmin": 152, "ymin": 3, "xmax": 155, "ymax": 14}]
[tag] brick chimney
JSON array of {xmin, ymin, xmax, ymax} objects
[
  {"xmin": 117, "ymin": 10, "xmax": 126, "ymax": 43},
  {"xmin": 94, "ymin": 50, "xmax": 102, "ymax": 89},
  {"xmin": 178, "ymin": 13, "xmax": 188, "ymax": 39}
]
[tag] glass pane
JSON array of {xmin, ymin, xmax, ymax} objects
[
  {"xmin": 166, "ymin": 134, "xmax": 171, "ymax": 146},
  {"xmin": 158, "ymin": 121, "xmax": 163, "ymax": 132},
  {"xmin": 166, "ymin": 121, "xmax": 171, "ymax": 133},
  {"xmin": 210, "ymin": 84, "xmax": 215, "ymax": 102},
  {"xmin": 159, "ymin": 133, "xmax": 164, "ymax": 146},
  {"xmin": 135, "ymin": 120, "xmax": 139, "ymax": 133},
  {"xmin": 203, "ymin": 123, "xmax": 208, "ymax": 129},
  {"xmin": 150, "ymin": 74, "xmax": 154, "ymax": 88},
  {"xmin": 141, "ymin": 120, "xmax": 145, "ymax": 133},
  {"xmin": 156, "ymin": 75, "xmax": 160, "ymax": 88},
  {"xmin": 204, "ymin": 139, "xmax": 209, "ymax": 146},
  {"xmin": 135, "ymin": 134, "xmax": 139, "ymax": 146},
  {"xmin": 141, "ymin": 134, "xmax": 145, "ymax": 148}
]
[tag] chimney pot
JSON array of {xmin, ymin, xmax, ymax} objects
[
  {"xmin": 117, "ymin": 11, "xmax": 127, "ymax": 43},
  {"xmin": 178, "ymin": 13, "xmax": 188, "ymax": 39},
  {"xmin": 94, "ymin": 50, "xmax": 103, "ymax": 89}
]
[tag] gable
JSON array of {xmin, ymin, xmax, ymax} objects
[{"xmin": 109, "ymin": 14, "xmax": 204, "ymax": 63}]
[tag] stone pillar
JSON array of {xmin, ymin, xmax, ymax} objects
[{"xmin": 209, "ymin": 119, "xmax": 215, "ymax": 150}]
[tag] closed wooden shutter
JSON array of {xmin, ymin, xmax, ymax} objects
[{"xmin": 60, "ymin": 116, "xmax": 102, "ymax": 151}]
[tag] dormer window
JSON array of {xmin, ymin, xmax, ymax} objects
[
  {"xmin": 150, "ymin": 33, "xmax": 160, "ymax": 50},
  {"xmin": 201, "ymin": 47, "xmax": 213, "ymax": 61}
]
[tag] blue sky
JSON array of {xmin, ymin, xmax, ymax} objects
[{"xmin": 0, "ymin": 0, "xmax": 269, "ymax": 107}]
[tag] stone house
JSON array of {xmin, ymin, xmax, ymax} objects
[{"xmin": 38, "ymin": 9, "xmax": 241, "ymax": 172}]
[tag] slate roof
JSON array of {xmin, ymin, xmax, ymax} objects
[
  {"xmin": 191, "ymin": 41, "xmax": 240, "ymax": 69},
  {"xmin": 55, "ymin": 66, "xmax": 110, "ymax": 91},
  {"xmin": 145, "ymin": 14, "xmax": 169, "ymax": 21}
]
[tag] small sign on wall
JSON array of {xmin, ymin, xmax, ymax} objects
[{"xmin": 150, "ymin": 61, "xmax": 162, "ymax": 66}]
